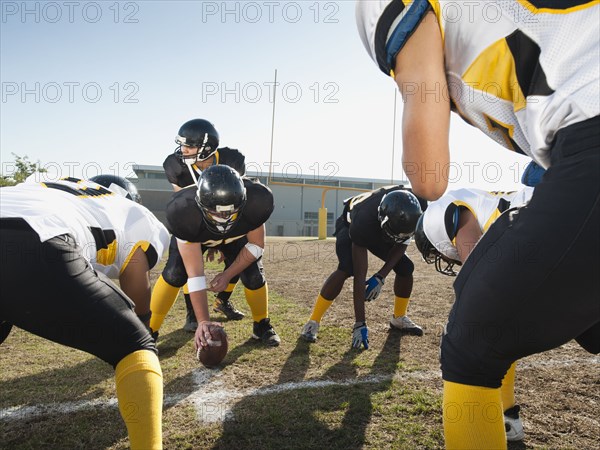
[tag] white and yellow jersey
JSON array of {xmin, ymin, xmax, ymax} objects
[
  {"xmin": 0, "ymin": 178, "xmax": 170, "ymax": 279},
  {"xmin": 356, "ymin": 0, "xmax": 600, "ymax": 168},
  {"xmin": 422, "ymin": 187, "xmax": 534, "ymax": 261}
]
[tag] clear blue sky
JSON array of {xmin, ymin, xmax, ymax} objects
[{"xmin": 1, "ymin": 1, "xmax": 530, "ymax": 190}]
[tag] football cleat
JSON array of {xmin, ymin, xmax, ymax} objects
[
  {"xmin": 213, "ymin": 298, "xmax": 245, "ymax": 321},
  {"xmin": 504, "ymin": 404, "xmax": 525, "ymax": 441},
  {"xmin": 300, "ymin": 320, "xmax": 320, "ymax": 343},
  {"xmin": 252, "ymin": 318, "xmax": 281, "ymax": 347},
  {"xmin": 390, "ymin": 315, "xmax": 424, "ymax": 336}
]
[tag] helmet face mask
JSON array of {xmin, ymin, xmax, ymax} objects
[
  {"xmin": 198, "ymin": 204, "xmax": 244, "ymax": 234},
  {"xmin": 195, "ymin": 165, "xmax": 246, "ymax": 234},
  {"xmin": 414, "ymin": 215, "xmax": 461, "ymax": 276},
  {"xmin": 377, "ymin": 190, "xmax": 423, "ymax": 243},
  {"xmin": 175, "ymin": 119, "xmax": 219, "ymax": 164},
  {"xmin": 433, "ymin": 253, "xmax": 461, "ymax": 276},
  {"xmin": 381, "ymin": 219, "xmax": 413, "ymax": 243}
]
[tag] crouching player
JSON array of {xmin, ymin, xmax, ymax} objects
[
  {"xmin": 301, "ymin": 187, "xmax": 424, "ymax": 349},
  {"xmin": 414, "ymin": 186, "xmax": 534, "ymax": 441},
  {"xmin": 162, "ymin": 165, "xmax": 281, "ymax": 349},
  {"xmin": 0, "ymin": 175, "xmax": 169, "ymax": 449}
]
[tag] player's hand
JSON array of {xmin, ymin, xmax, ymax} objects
[
  {"xmin": 195, "ymin": 320, "xmax": 224, "ymax": 350},
  {"xmin": 351, "ymin": 322, "xmax": 369, "ymax": 349},
  {"xmin": 365, "ymin": 274, "xmax": 385, "ymax": 301},
  {"xmin": 205, "ymin": 248, "xmax": 224, "ymax": 264},
  {"xmin": 208, "ymin": 273, "xmax": 230, "ymax": 293}
]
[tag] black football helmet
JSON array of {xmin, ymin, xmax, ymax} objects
[
  {"xmin": 89, "ymin": 174, "xmax": 142, "ymax": 204},
  {"xmin": 377, "ymin": 190, "xmax": 422, "ymax": 243},
  {"xmin": 196, "ymin": 165, "xmax": 246, "ymax": 234},
  {"xmin": 175, "ymin": 119, "xmax": 219, "ymax": 163},
  {"xmin": 414, "ymin": 215, "xmax": 461, "ymax": 276}
]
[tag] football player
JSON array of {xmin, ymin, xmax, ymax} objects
[
  {"xmin": 0, "ymin": 175, "xmax": 171, "ymax": 449},
  {"xmin": 356, "ymin": 1, "xmax": 600, "ymax": 448},
  {"xmin": 150, "ymin": 118, "xmax": 246, "ymax": 336},
  {"xmin": 414, "ymin": 187, "xmax": 535, "ymax": 441},
  {"xmin": 301, "ymin": 187, "xmax": 423, "ymax": 349},
  {"xmin": 160, "ymin": 164, "xmax": 280, "ymax": 348}
]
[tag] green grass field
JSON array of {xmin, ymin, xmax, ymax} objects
[
  {"xmin": 1, "ymin": 238, "xmax": 598, "ymax": 449},
  {"xmin": 0, "ymin": 247, "xmax": 443, "ymax": 449}
]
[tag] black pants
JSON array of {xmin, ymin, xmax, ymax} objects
[
  {"xmin": 0, "ymin": 219, "xmax": 156, "ymax": 367},
  {"xmin": 441, "ymin": 116, "xmax": 600, "ymax": 388},
  {"xmin": 161, "ymin": 235, "xmax": 265, "ymax": 291},
  {"xmin": 334, "ymin": 218, "xmax": 414, "ymax": 277}
]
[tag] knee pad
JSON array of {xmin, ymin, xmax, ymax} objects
[
  {"xmin": 161, "ymin": 258, "xmax": 188, "ymax": 288},
  {"xmin": 240, "ymin": 263, "xmax": 266, "ymax": 290}
]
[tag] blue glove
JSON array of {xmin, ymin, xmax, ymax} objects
[
  {"xmin": 351, "ymin": 322, "xmax": 369, "ymax": 349},
  {"xmin": 365, "ymin": 274, "xmax": 385, "ymax": 301}
]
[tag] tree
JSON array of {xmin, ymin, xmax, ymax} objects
[{"xmin": 0, "ymin": 153, "xmax": 46, "ymax": 187}]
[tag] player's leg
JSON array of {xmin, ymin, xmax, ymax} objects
[
  {"xmin": 207, "ymin": 248, "xmax": 244, "ymax": 320},
  {"xmin": 500, "ymin": 362, "xmax": 524, "ymax": 441},
  {"xmin": 390, "ymin": 256, "xmax": 422, "ymax": 335},
  {"xmin": 441, "ymin": 116, "xmax": 600, "ymax": 449},
  {"xmin": 181, "ymin": 283, "xmax": 198, "ymax": 332},
  {"xmin": 302, "ymin": 220, "xmax": 352, "ymax": 342},
  {"xmin": 575, "ymin": 321, "xmax": 600, "ymax": 354},
  {"xmin": 0, "ymin": 224, "xmax": 162, "ymax": 449},
  {"xmin": 150, "ymin": 235, "xmax": 187, "ymax": 333},
  {"xmin": 221, "ymin": 241, "xmax": 280, "ymax": 346},
  {"xmin": 212, "ymin": 274, "xmax": 244, "ymax": 320},
  {"xmin": 370, "ymin": 244, "xmax": 422, "ymax": 335}
]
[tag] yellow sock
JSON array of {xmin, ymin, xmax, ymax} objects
[
  {"xmin": 244, "ymin": 284, "xmax": 268, "ymax": 322},
  {"xmin": 309, "ymin": 294, "xmax": 334, "ymax": 323},
  {"xmin": 443, "ymin": 380, "xmax": 506, "ymax": 450},
  {"xmin": 115, "ymin": 350, "xmax": 163, "ymax": 450},
  {"xmin": 500, "ymin": 362, "xmax": 517, "ymax": 411},
  {"xmin": 149, "ymin": 276, "xmax": 180, "ymax": 332},
  {"xmin": 394, "ymin": 296, "xmax": 410, "ymax": 317}
]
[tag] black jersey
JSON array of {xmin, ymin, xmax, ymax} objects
[
  {"xmin": 344, "ymin": 186, "xmax": 412, "ymax": 249},
  {"xmin": 163, "ymin": 147, "xmax": 246, "ymax": 188},
  {"xmin": 166, "ymin": 177, "xmax": 274, "ymax": 247}
]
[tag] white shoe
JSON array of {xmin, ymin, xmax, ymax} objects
[
  {"xmin": 390, "ymin": 315, "xmax": 423, "ymax": 336},
  {"xmin": 504, "ymin": 405, "xmax": 524, "ymax": 441},
  {"xmin": 301, "ymin": 320, "xmax": 320, "ymax": 342}
]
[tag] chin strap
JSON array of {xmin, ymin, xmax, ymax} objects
[{"xmin": 185, "ymin": 161, "xmax": 200, "ymax": 185}]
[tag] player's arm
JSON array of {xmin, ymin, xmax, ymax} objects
[
  {"xmin": 365, "ymin": 243, "xmax": 408, "ymax": 301},
  {"xmin": 395, "ymin": 11, "xmax": 450, "ymax": 201},
  {"xmin": 454, "ymin": 209, "xmax": 482, "ymax": 263},
  {"xmin": 209, "ymin": 225, "xmax": 265, "ymax": 292},
  {"xmin": 378, "ymin": 243, "xmax": 408, "ymax": 278},
  {"xmin": 177, "ymin": 239, "xmax": 222, "ymax": 348},
  {"xmin": 119, "ymin": 246, "xmax": 151, "ymax": 326},
  {"xmin": 351, "ymin": 243, "xmax": 369, "ymax": 323}
]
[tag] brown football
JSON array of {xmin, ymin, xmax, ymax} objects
[{"xmin": 196, "ymin": 328, "xmax": 228, "ymax": 368}]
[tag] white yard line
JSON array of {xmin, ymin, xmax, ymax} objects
[{"xmin": 1, "ymin": 356, "xmax": 598, "ymax": 423}]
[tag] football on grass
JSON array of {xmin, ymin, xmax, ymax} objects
[{"xmin": 196, "ymin": 328, "xmax": 228, "ymax": 368}]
